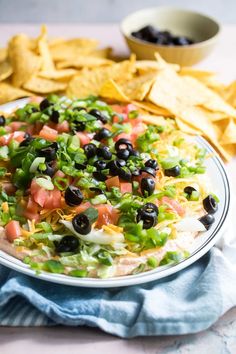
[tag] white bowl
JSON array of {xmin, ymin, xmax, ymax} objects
[{"xmin": 0, "ymin": 99, "xmax": 231, "ymax": 288}]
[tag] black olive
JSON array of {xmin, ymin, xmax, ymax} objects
[
  {"xmin": 118, "ymin": 167, "xmax": 132, "ymax": 182},
  {"xmin": 108, "ymin": 159, "xmax": 125, "ymax": 176},
  {"xmin": 73, "ymin": 106, "xmax": 87, "ymax": 112},
  {"xmin": 41, "ymin": 161, "xmax": 55, "ymax": 177},
  {"xmin": 93, "ymin": 171, "xmax": 107, "ymax": 181},
  {"xmin": 38, "ymin": 143, "xmax": 58, "ymax": 161},
  {"xmin": 94, "ymin": 160, "xmax": 107, "ymax": 170},
  {"xmin": 83, "ymin": 143, "xmax": 97, "ymax": 158},
  {"xmin": 74, "ymin": 121, "xmax": 86, "ymax": 132},
  {"xmin": 19, "ymin": 133, "xmax": 34, "ymax": 147},
  {"xmin": 89, "ymin": 109, "xmax": 108, "ymax": 124},
  {"xmin": 164, "ymin": 165, "xmax": 181, "ymax": 177},
  {"xmin": 184, "ymin": 186, "xmax": 197, "ymax": 196},
  {"xmin": 129, "ymin": 149, "xmax": 140, "ymax": 157},
  {"xmin": 31, "ymin": 107, "xmax": 39, "ymax": 113},
  {"xmin": 39, "ymin": 98, "xmax": 51, "ymax": 111},
  {"xmin": 115, "ymin": 138, "xmax": 133, "ymax": 152},
  {"xmin": 137, "ymin": 203, "xmax": 158, "ymax": 229},
  {"xmin": 94, "ymin": 128, "xmax": 111, "ymax": 141},
  {"xmin": 203, "ymin": 195, "xmax": 218, "ymax": 214},
  {"xmin": 116, "ymin": 148, "xmax": 130, "ymax": 160},
  {"xmin": 75, "ymin": 162, "xmax": 87, "ymax": 170},
  {"xmin": 145, "ymin": 159, "xmax": 159, "ymax": 170},
  {"xmin": 56, "ymin": 235, "xmax": 79, "ymax": 253},
  {"xmin": 97, "ymin": 145, "xmax": 112, "ymax": 160},
  {"xmin": 141, "ymin": 177, "xmax": 155, "ymax": 196},
  {"xmin": 199, "ymin": 214, "xmax": 215, "ymax": 230},
  {"xmin": 65, "ymin": 185, "xmax": 83, "ymax": 206},
  {"xmin": 0, "ymin": 115, "xmax": 6, "ymax": 126},
  {"xmin": 89, "ymin": 187, "xmax": 104, "ymax": 195},
  {"xmin": 132, "ymin": 169, "xmax": 141, "ymax": 177},
  {"xmin": 50, "ymin": 110, "xmax": 60, "ymax": 123},
  {"xmin": 140, "ymin": 167, "xmax": 156, "ymax": 177},
  {"xmin": 72, "ymin": 213, "xmax": 91, "ymax": 235}
]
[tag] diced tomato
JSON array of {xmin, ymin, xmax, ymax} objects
[
  {"xmin": 110, "ymin": 105, "xmax": 125, "ymax": 114},
  {"xmin": 75, "ymin": 201, "xmax": 91, "ymax": 214},
  {"xmin": 5, "ymin": 220, "xmax": 22, "ymax": 242},
  {"xmin": 105, "ymin": 176, "xmax": 120, "ymax": 190},
  {"xmin": 29, "ymin": 96, "xmax": 43, "ymax": 103},
  {"xmin": 113, "ymin": 133, "xmax": 131, "ymax": 142},
  {"xmin": 9, "ymin": 121, "xmax": 27, "ymax": 132},
  {"xmin": 95, "ymin": 204, "xmax": 119, "ymax": 228},
  {"xmin": 0, "ymin": 131, "xmax": 25, "ymax": 146},
  {"xmin": 39, "ymin": 125, "xmax": 58, "ymax": 142},
  {"xmin": 113, "ymin": 115, "xmax": 120, "ymax": 124},
  {"xmin": 131, "ymin": 122, "xmax": 146, "ymax": 143},
  {"xmin": 56, "ymin": 121, "xmax": 70, "ymax": 133},
  {"xmin": 30, "ymin": 179, "xmax": 62, "ymax": 209},
  {"xmin": 120, "ymin": 182, "xmax": 132, "ymax": 194},
  {"xmin": 54, "ymin": 170, "xmax": 66, "ymax": 178},
  {"xmin": 26, "ymin": 197, "xmax": 39, "ymax": 214},
  {"xmin": 160, "ymin": 196, "xmax": 185, "ymax": 217},
  {"xmin": 76, "ymin": 132, "xmax": 91, "ymax": 146},
  {"xmin": 122, "ymin": 104, "xmax": 137, "ymax": 115}
]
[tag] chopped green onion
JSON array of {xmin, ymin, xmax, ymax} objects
[
  {"xmin": 44, "ymin": 260, "xmax": 64, "ymax": 274},
  {"xmin": 35, "ymin": 176, "xmax": 54, "ymax": 190},
  {"xmin": 69, "ymin": 269, "xmax": 88, "ymax": 277},
  {"xmin": 29, "ymin": 157, "xmax": 46, "ymax": 173},
  {"xmin": 147, "ymin": 257, "xmax": 158, "ymax": 268},
  {"xmin": 53, "ymin": 176, "xmax": 68, "ymax": 191}
]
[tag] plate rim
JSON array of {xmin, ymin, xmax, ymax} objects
[{"xmin": 0, "ymin": 99, "xmax": 231, "ymax": 288}]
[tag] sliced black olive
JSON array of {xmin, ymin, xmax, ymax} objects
[
  {"xmin": 75, "ymin": 162, "xmax": 87, "ymax": 170},
  {"xmin": 141, "ymin": 177, "xmax": 155, "ymax": 196},
  {"xmin": 65, "ymin": 185, "xmax": 83, "ymax": 206},
  {"xmin": 108, "ymin": 159, "xmax": 125, "ymax": 176},
  {"xmin": 132, "ymin": 169, "xmax": 141, "ymax": 177},
  {"xmin": 93, "ymin": 171, "xmax": 107, "ymax": 181},
  {"xmin": 164, "ymin": 165, "xmax": 181, "ymax": 177},
  {"xmin": 19, "ymin": 133, "xmax": 34, "ymax": 147},
  {"xmin": 145, "ymin": 159, "xmax": 159, "ymax": 170},
  {"xmin": 72, "ymin": 213, "xmax": 91, "ymax": 235},
  {"xmin": 0, "ymin": 115, "xmax": 6, "ymax": 126},
  {"xmin": 199, "ymin": 214, "xmax": 215, "ymax": 230},
  {"xmin": 184, "ymin": 186, "xmax": 197, "ymax": 196},
  {"xmin": 73, "ymin": 106, "xmax": 87, "ymax": 112},
  {"xmin": 74, "ymin": 121, "xmax": 86, "ymax": 132},
  {"xmin": 83, "ymin": 143, "xmax": 97, "ymax": 158},
  {"xmin": 116, "ymin": 148, "xmax": 130, "ymax": 160},
  {"xmin": 89, "ymin": 187, "xmax": 104, "ymax": 195},
  {"xmin": 50, "ymin": 110, "xmax": 60, "ymax": 123},
  {"xmin": 140, "ymin": 167, "xmax": 156, "ymax": 177},
  {"xmin": 137, "ymin": 203, "xmax": 158, "ymax": 229},
  {"xmin": 39, "ymin": 98, "xmax": 51, "ymax": 111},
  {"xmin": 41, "ymin": 161, "xmax": 55, "ymax": 177},
  {"xmin": 89, "ymin": 109, "xmax": 108, "ymax": 124},
  {"xmin": 94, "ymin": 160, "xmax": 107, "ymax": 170},
  {"xmin": 115, "ymin": 138, "xmax": 133, "ymax": 152},
  {"xmin": 94, "ymin": 128, "xmax": 111, "ymax": 141},
  {"xmin": 203, "ymin": 195, "xmax": 218, "ymax": 214},
  {"xmin": 38, "ymin": 143, "xmax": 58, "ymax": 161},
  {"xmin": 31, "ymin": 107, "xmax": 39, "ymax": 113},
  {"xmin": 130, "ymin": 149, "xmax": 140, "ymax": 157},
  {"xmin": 56, "ymin": 235, "xmax": 79, "ymax": 253},
  {"xmin": 97, "ymin": 145, "xmax": 112, "ymax": 160},
  {"xmin": 118, "ymin": 167, "xmax": 132, "ymax": 182}
]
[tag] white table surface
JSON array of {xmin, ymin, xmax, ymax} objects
[{"xmin": 0, "ymin": 23, "xmax": 236, "ymax": 354}]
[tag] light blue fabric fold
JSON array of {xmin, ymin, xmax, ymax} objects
[{"xmin": 0, "ymin": 236, "xmax": 236, "ymax": 337}]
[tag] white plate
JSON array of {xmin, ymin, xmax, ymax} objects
[{"xmin": 0, "ymin": 99, "xmax": 231, "ymax": 287}]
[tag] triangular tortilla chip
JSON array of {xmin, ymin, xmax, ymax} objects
[
  {"xmin": 0, "ymin": 82, "xmax": 32, "ymax": 104},
  {"xmin": 220, "ymin": 119, "xmax": 236, "ymax": 145},
  {"xmin": 99, "ymin": 79, "xmax": 129, "ymax": 102},
  {"xmin": 23, "ymin": 76, "xmax": 66, "ymax": 93},
  {"xmin": 0, "ymin": 60, "xmax": 13, "ymax": 81}
]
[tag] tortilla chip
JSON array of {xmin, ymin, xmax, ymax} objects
[
  {"xmin": 154, "ymin": 53, "xmax": 180, "ymax": 72},
  {"xmin": 8, "ymin": 34, "xmax": 41, "ymax": 87},
  {"xmin": 140, "ymin": 114, "xmax": 171, "ymax": 127},
  {"xmin": 132, "ymin": 101, "xmax": 172, "ymax": 117},
  {"xmin": 99, "ymin": 79, "xmax": 129, "ymax": 102},
  {"xmin": 118, "ymin": 72, "xmax": 157, "ymax": 101},
  {"xmin": 175, "ymin": 118, "xmax": 202, "ymax": 135},
  {"xmin": 67, "ymin": 58, "xmax": 136, "ymax": 98},
  {"xmin": 220, "ymin": 119, "xmax": 236, "ymax": 145},
  {"xmin": 38, "ymin": 25, "xmax": 55, "ymax": 72},
  {"xmin": 23, "ymin": 76, "xmax": 66, "ymax": 93},
  {"xmin": 0, "ymin": 60, "xmax": 13, "ymax": 81},
  {"xmin": 38, "ymin": 68, "xmax": 77, "ymax": 80},
  {"xmin": 0, "ymin": 82, "xmax": 32, "ymax": 104},
  {"xmin": 49, "ymin": 38, "xmax": 99, "ymax": 61},
  {"xmin": 56, "ymin": 56, "xmax": 113, "ymax": 69},
  {"xmin": 0, "ymin": 48, "xmax": 7, "ymax": 62}
]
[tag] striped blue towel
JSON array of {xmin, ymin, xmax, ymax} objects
[{"xmin": 0, "ymin": 223, "xmax": 236, "ymax": 337}]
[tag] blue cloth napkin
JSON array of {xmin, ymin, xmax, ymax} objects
[{"xmin": 0, "ymin": 224, "xmax": 236, "ymax": 338}]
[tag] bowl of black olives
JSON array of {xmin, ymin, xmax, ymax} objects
[{"xmin": 121, "ymin": 7, "xmax": 220, "ymax": 66}]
